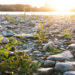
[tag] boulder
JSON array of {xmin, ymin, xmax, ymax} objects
[{"xmin": 47, "ymin": 51, "xmax": 73, "ymax": 61}]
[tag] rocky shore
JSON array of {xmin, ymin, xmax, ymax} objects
[{"xmin": 0, "ymin": 15, "xmax": 75, "ymax": 75}]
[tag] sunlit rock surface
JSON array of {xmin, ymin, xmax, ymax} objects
[{"xmin": 47, "ymin": 51, "xmax": 73, "ymax": 61}]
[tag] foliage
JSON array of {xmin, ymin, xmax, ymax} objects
[
  {"xmin": 5, "ymin": 15, "xmax": 12, "ymax": 21},
  {"xmin": 46, "ymin": 48, "xmax": 61, "ymax": 54},
  {"xmin": 48, "ymin": 20, "xmax": 53, "ymax": 25},
  {"xmin": 34, "ymin": 22, "xmax": 47, "ymax": 43},
  {"xmin": 0, "ymin": 37, "xmax": 39, "ymax": 75},
  {"xmin": 5, "ymin": 15, "xmax": 20, "ymax": 25},
  {"xmin": 62, "ymin": 29, "xmax": 71, "ymax": 37}
]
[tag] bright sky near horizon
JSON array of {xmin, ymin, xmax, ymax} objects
[
  {"xmin": 0, "ymin": 0, "xmax": 47, "ymax": 7},
  {"xmin": 0, "ymin": 0, "xmax": 75, "ymax": 11}
]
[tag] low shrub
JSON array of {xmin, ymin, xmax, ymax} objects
[{"xmin": 0, "ymin": 37, "xmax": 39, "ymax": 75}]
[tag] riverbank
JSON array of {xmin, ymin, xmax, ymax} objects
[{"xmin": 0, "ymin": 14, "xmax": 75, "ymax": 75}]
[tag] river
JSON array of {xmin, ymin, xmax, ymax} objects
[{"xmin": 0, "ymin": 11, "xmax": 75, "ymax": 15}]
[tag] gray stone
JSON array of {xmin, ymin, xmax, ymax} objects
[
  {"xmin": 43, "ymin": 41, "xmax": 57, "ymax": 51},
  {"xmin": 6, "ymin": 25, "xmax": 16, "ymax": 29},
  {"xmin": 0, "ymin": 37, "xmax": 9, "ymax": 44},
  {"xmin": 1, "ymin": 37, "xmax": 9, "ymax": 44},
  {"xmin": 18, "ymin": 50, "xmax": 32, "ymax": 54},
  {"xmin": 67, "ymin": 44, "xmax": 75, "ymax": 50},
  {"xmin": 14, "ymin": 33, "xmax": 34, "ymax": 39},
  {"xmin": 22, "ymin": 44, "xmax": 27, "ymax": 49},
  {"xmin": 64, "ymin": 71, "xmax": 75, "ymax": 75},
  {"xmin": 47, "ymin": 51, "xmax": 73, "ymax": 61},
  {"xmin": 33, "ymin": 25, "xmax": 42, "ymax": 32},
  {"xmin": 34, "ymin": 53, "xmax": 43, "ymax": 57},
  {"xmin": 1, "ymin": 21, "xmax": 10, "ymax": 25},
  {"xmin": 2, "ymin": 31, "xmax": 14, "ymax": 37},
  {"xmin": 33, "ymin": 51, "xmax": 41, "ymax": 54},
  {"xmin": 45, "ymin": 52, "xmax": 51, "ymax": 56},
  {"xmin": 44, "ymin": 60, "xmax": 56, "ymax": 67},
  {"xmin": 0, "ymin": 25, "xmax": 2, "ymax": 28},
  {"xmin": 37, "ymin": 68, "xmax": 53, "ymax": 75},
  {"xmin": 55, "ymin": 62, "xmax": 75, "ymax": 72}
]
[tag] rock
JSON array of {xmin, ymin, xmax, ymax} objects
[
  {"xmin": 9, "ymin": 52, "xmax": 15, "ymax": 56},
  {"xmin": 6, "ymin": 25, "xmax": 16, "ymax": 29},
  {"xmin": 43, "ymin": 41, "xmax": 57, "ymax": 51},
  {"xmin": 0, "ymin": 37, "xmax": 9, "ymax": 44},
  {"xmin": 34, "ymin": 53, "xmax": 43, "ymax": 57},
  {"xmin": 67, "ymin": 44, "xmax": 75, "ymax": 57},
  {"xmin": 2, "ymin": 31, "xmax": 14, "ymax": 37},
  {"xmin": 18, "ymin": 50, "xmax": 32, "ymax": 54},
  {"xmin": 44, "ymin": 60, "xmax": 56, "ymax": 67},
  {"xmin": 64, "ymin": 71, "xmax": 75, "ymax": 75},
  {"xmin": 0, "ymin": 25, "xmax": 2, "ymax": 28},
  {"xmin": 37, "ymin": 68, "xmax": 53, "ymax": 75},
  {"xmin": 45, "ymin": 52, "xmax": 51, "ymax": 56},
  {"xmin": 33, "ymin": 51, "xmax": 41, "ymax": 54},
  {"xmin": 55, "ymin": 62, "xmax": 75, "ymax": 72},
  {"xmin": 1, "ymin": 21, "xmax": 10, "ymax": 25},
  {"xmin": 47, "ymin": 51, "xmax": 73, "ymax": 61},
  {"xmin": 22, "ymin": 44, "xmax": 27, "ymax": 49},
  {"xmin": 67, "ymin": 44, "xmax": 75, "ymax": 50},
  {"xmin": 71, "ymin": 28, "xmax": 75, "ymax": 37},
  {"xmin": 14, "ymin": 33, "xmax": 34, "ymax": 39},
  {"xmin": 33, "ymin": 24, "xmax": 42, "ymax": 32}
]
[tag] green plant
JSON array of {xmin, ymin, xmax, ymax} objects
[
  {"xmin": 46, "ymin": 48, "xmax": 61, "ymax": 54},
  {"xmin": 48, "ymin": 20, "xmax": 53, "ymax": 25},
  {"xmin": 62, "ymin": 29, "xmax": 71, "ymax": 37},
  {"xmin": 5, "ymin": 15, "xmax": 18, "ymax": 25},
  {"xmin": 0, "ymin": 37, "xmax": 39, "ymax": 75},
  {"xmin": 5, "ymin": 15, "xmax": 12, "ymax": 21},
  {"xmin": 34, "ymin": 22, "xmax": 47, "ymax": 43}
]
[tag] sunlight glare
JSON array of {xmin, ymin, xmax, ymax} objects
[{"xmin": 49, "ymin": 0, "xmax": 75, "ymax": 11}]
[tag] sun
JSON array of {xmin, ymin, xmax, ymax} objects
[{"xmin": 49, "ymin": 0, "xmax": 75, "ymax": 11}]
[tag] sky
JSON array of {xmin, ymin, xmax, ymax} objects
[
  {"xmin": 0, "ymin": 0, "xmax": 75, "ymax": 11},
  {"xmin": 0, "ymin": 0, "xmax": 47, "ymax": 7}
]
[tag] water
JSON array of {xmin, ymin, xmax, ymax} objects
[{"xmin": 0, "ymin": 11, "xmax": 75, "ymax": 15}]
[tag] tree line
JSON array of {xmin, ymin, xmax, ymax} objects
[{"xmin": 0, "ymin": 4, "xmax": 54, "ymax": 11}]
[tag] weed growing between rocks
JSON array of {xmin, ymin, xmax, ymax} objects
[
  {"xmin": 46, "ymin": 48, "xmax": 61, "ymax": 54},
  {"xmin": 62, "ymin": 29, "xmax": 71, "ymax": 37},
  {"xmin": 5, "ymin": 15, "xmax": 20, "ymax": 25},
  {"xmin": 34, "ymin": 22, "xmax": 47, "ymax": 43}
]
